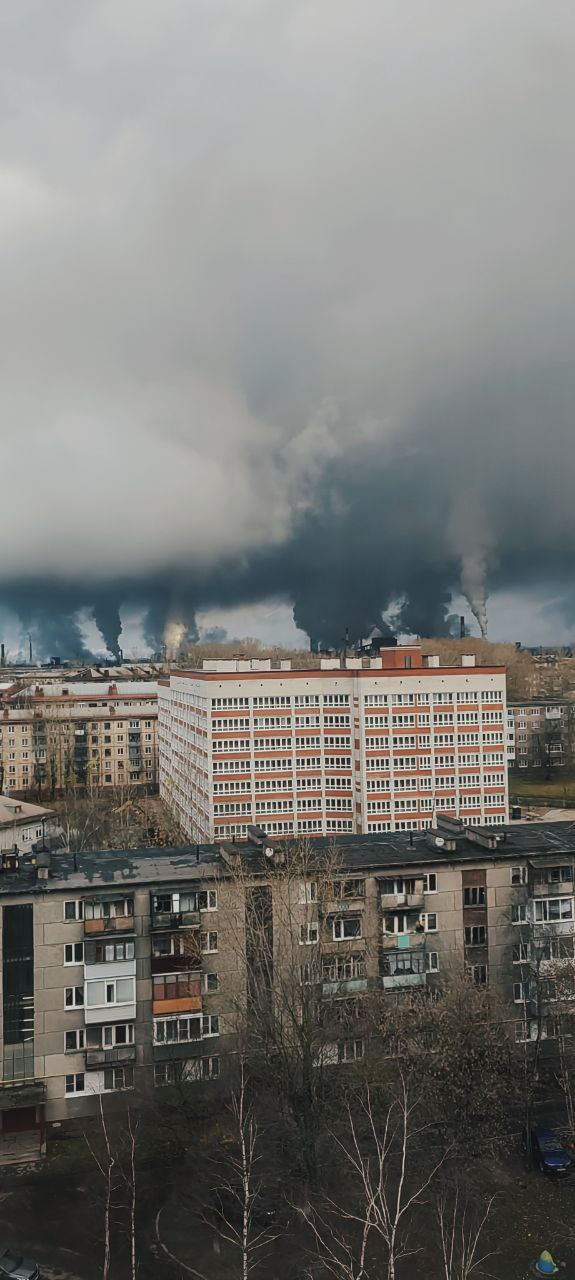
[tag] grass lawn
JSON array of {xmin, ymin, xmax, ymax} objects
[{"xmin": 510, "ymin": 771, "xmax": 575, "ymax": 802}]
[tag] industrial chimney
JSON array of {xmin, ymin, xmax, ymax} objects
[{"xmin": 459, "ymin": 615, "xmax": 466, "ymax": 640}]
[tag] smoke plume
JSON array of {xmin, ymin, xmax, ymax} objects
[{"xmin": 2, "ymin": 2, "xmax": 575, "ymax": 655}]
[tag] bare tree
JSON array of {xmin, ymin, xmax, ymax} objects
[
  {"xmin": 435, "ymin": 1188, "xmax": 497, "ymax": 1280},
  {"xmin": 219, "ymin": 840, "xmax": 372, "ymax": 1186},
  {"xmin": 301, "ymin": 1076, "xmax": 448, "ymax": 1280},
  {"xmin": 84, "ymin": 1095, "xmax": 121, "ymax": 1280}
]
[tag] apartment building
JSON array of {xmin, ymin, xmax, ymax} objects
[
  {"xmin": 0, "ymin": 681, "xmax": 158, "ymax": 795},
  {"xmin": 509, "ymin": 701, "xmax": 573, "ymax": 771},
  {"xmin": 0, "ymin": 816, "xmax": 572, "ymax": 1153},
  {"xmin": 158, "ymin": 641, "xmax": 508, "ymax": 842}
]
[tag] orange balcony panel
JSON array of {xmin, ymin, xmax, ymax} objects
[
  {"xmin": 84, "ymin": 916, "xmax": 134, "ymax": 935},
  {"xmin": 152, "ymin": 995, "xmax": 202, "ymax": 1015}
]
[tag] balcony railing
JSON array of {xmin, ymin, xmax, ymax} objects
[
  {"xmin": 381, "ymin": 931, "xmax": 426, "ymax": 951},
  {"xmin": 0, "ymin": 1079, "xmax": 46, "ymax": 1108},
  {"xmin": 531, "ymin": 881, "xmax": 574, "ymax": 897},
  {"xmin": 151, "ymin": 954, "xmax": 200, "ymax": 975},
  {"xmin": 151, "ymin": 909, "xmax": 200, "ymax": 931},
  {"xmin": 380, "ymin": 891, "xmax": 425, "ymax": 911},
  {"xmin": 85, "ymin": 1045, "xmax": 136, "ymax": 1070},
  {"xmin": 84, "ymin": 915, "xmax": 135, "ymax": 936},
  {"xmin": 381, "ymin": 971, "xmax": 427, "ymax": 990}
]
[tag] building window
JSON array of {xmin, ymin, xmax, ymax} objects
[
  {"xmin": 338, "ymin": 1038, "xmax": 364, "ymax": 1063},
  {"xmin": 64, "ymin": 900, "xmax": 84, "ymax": 922},
  {"xmin": 512, "ymin": 943, "xmax": 529, "ymax": 964},
  {"xmin": 464, "ymin": 925, "xmax": 486, "ymax": 946},
  {"xmin": 425, "ymin": 952, "xmax": 439, "ymax": 972},
  {"xmin": 65, "ymin": 1029, "xmax": 85, "ymax": 1052},
  {"xmin": 299, "ymin": 881, "xmax": 317, "ymax": 904},
  {"xmin": 513, "ymin": 981, "xmax": 528, "ymax": 1003},
  {"xmin": 511, "ymin": 867, "xmax": 527, "ymax": 886},
  {"xmin": 420, "ymin": 913, "xmax": 437, "ymax": 932},
  {"xmin": 92, "ymin": 941, "xmax": 135, "ymax": 963},
  {"xmin": 332, "ymin": 917, "xmax": 362, "ymax": 941},
  {"xmin": 511, "ymin": 904, "xmax": 528, "ymax": 924},
  {"xmin": 299, "ymin": 923, "xmax": 319, "ymax": 945},
  {"xmin": 65, "ymin": 986, "xmax": 84, "ymax": 1008},
  {"xmin": 463, "ymin": 886, "xmax": 485, "ymax": 907},
  {"xmin": 200, "ymin": 931, "xmax": 218, "ymax": 953},
  {"xmin": 534, "ymin": 897, "xmax": 574, "ymax": 923},
  {"xmin": 198, "ymin": 890, "xmax": 218, "ymax": 911},
  {"xmin": 65, "ymin": 1073, "xmax": 86, "ymax": 1094},
  {"xmin": 64, "ymin": 943, "xmax": 84, "ymax": 965},
  {"xmin": 103, "ymin": 1066, "xmax": 134, "ymax": 1092},
  {"xmin": 472, "ymin": 965, "xmax": 488, "ymax": 986},
  {"xmin": 154, "ymin": 1016, "xmax": 201, "ymax": 1044},
  {"xmin": 85, "ymin": 977, "xmax": 135, "ymax": 1008},
  {"xmin": 423, "ymin": 873, "xmax": 437, "ymax": 893},
  {"xmin": 202, "ymin": 1015, "xmax": 220, "ymax": 1037},
  {"xmin": 203, "ymin": 973, "xmax": 219, "ymax": 993}
]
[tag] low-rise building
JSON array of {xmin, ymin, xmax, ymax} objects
[
  {"xmin": 0, "ymin": 797, "xmax": 57, "ymax": 854},
  {"xmin": 0, "ymin": 816, "xmax": 572, "ymax": 1154}
]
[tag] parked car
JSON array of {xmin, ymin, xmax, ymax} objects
[
  {"xmin": 0, "ymin": 1249, "xmax": 40, "ymax": 1280},
  {"xmin": 528, "ymin": 1125, "xmax": 573, "ymax": 1176}
]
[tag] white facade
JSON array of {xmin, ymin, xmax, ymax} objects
[{"xmin": 159, "ymin": 645, "xmax": 509, "ymax": 841}]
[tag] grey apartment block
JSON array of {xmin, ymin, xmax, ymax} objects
[{"xmin": 0, "ymin": 817, "xmax": 573, "ymax": 1150}]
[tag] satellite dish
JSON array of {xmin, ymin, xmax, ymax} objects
[
  {"xmin": 435, "ymin": 836, "xmax": 445, "ymax": 847},
  {"xmin": 264, "ymin": 846, "xmax": 274, "ymax": 859}
]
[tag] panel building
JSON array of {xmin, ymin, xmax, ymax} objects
[
  {"xmin": 0, "ymin": 681, "xmax": 158, "ymax": 795},
  {"xmin": 508, "ymin": 700, "xmax": 573, "ymax": 771},
  {"xmin": 0, "ymin": 817, "xmax": 572, "ymax": 1154},
  {"xmin": 158, "ymin": 642, "xmax": 508, "ymax": 842}
]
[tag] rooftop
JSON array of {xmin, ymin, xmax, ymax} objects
[
  {"xmin": 1, "ymin": 819, "xmax": 575, "ymax": 897},
  {"xmin": 0, "ymin": 797, "xmax": 53, "ymax": 828},
  {"xmin": 2, "ymin": 680, "xmax": 158, "ymax": 701}
]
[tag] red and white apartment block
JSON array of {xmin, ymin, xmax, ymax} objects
[{"xmin": 158, "ymin": 643, "xmax": 508, "ymax": 842}]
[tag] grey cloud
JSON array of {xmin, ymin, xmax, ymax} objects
[{"xmin": 1, "ymin": 1, "xmax": 575, "ymax": 654}]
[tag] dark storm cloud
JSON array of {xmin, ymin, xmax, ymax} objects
[{"xmin": 2, "ymin": 0, "xmax": 575, "ymax": 654}]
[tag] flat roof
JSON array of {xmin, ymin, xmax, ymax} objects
[{"xmin": 2, "ymin": 822, "xmax": 575, "ymax": 898}]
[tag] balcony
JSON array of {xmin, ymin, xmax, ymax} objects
[
  {"xmin": 152, "ymin": 973, "xmax": 202, "ymax": 1016},
  {"xmin": 380, "ymin": 949, "xmax": 427, "ymax": 989},
  {"xmin": 85, "ymin": 1045, "xmax": 136, "ymax": 1070},
  {"xmin": 381, "ymin": 930, "xmax": 426, "ymax": 951},
  {"xmin": 84, "ymin": 915, "xmax": 135, "ymax": 936},
  {"xmin": 151, "ymin": 908, "xmax": 200, "ymax": 931},
  {"xmin": 0, "ymin": 1079, "xmax": 46, "ymax": 1109},
  {"xmin": 531, "ymin": 880, "xmax": 574, "ymax": 897},
  {"xmin": 381, "ymin": 971, "xmax": 427, "ymax": 990},
  {"xmin": 322, "ymin": 977, "xmax": 368, "ymax": 997},
  {"xmin": 380, "ymin": 891, "xmax": 425, "ymax": 911},
  {"xmin": 151, "ymin": 953, "xmax": 200, "ymax": 975}
]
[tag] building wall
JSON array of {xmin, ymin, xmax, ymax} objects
[
  {"xmin": 4, "ymin": 831, "xmax": 567, "ymax": 1129},
  {"xmin": 0, "ymin": 682, "xmax": 158, "ymax": 795},
  {"xmin": 510, "ymin": 701, "xmax": 573, "ymax": 771},
  {"xmin": 159, "ymin": 651, "xmax": 508, "ymax": 842}
]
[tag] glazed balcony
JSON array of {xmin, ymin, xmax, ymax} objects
[
  {"xmin": 152, "ymin": 972, "xmax": 202, "ymax": 1016},
  {"xmin": 85, "ymin": 1044, "xmax": 136, "ymax": 1070}
]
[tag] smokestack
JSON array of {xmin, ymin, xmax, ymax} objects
[
  {"xmin": 459, "ymin": 615, "xmax": 465, "ymax": 640},
  {"xmin": 0, "ymin": 643, "xmax": 4, "ymax": 667},
  {"xmin": 28, "ymin": 633, "xmax": 33, "ymax": 664}
]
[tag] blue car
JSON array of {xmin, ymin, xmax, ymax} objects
[{"xmin": 530, "ymin": 1125, "xmax": 573, "ymax": 1176}]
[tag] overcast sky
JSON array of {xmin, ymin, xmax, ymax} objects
[{"xmin": 2, "ymin": 0, "xmax": 575, "ymax": 652}]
